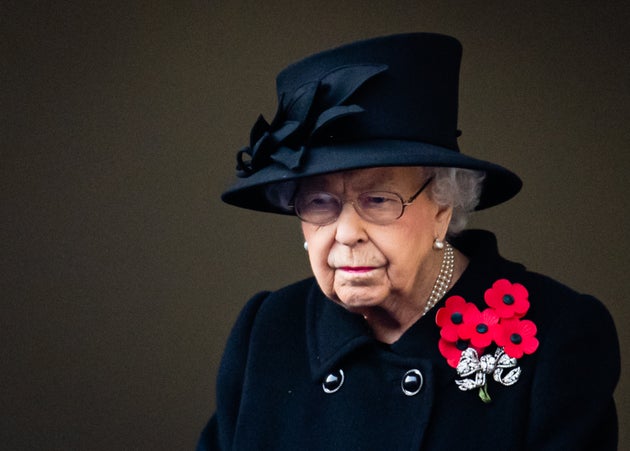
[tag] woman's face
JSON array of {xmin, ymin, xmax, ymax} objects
[{"xmin": 300, "ymin": 167, "xmax": 453, "ymax": 314}]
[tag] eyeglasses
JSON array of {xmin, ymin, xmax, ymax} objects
[{"xmin": 292, "ymin": 177, "xmax": 434, "ymax": 226}]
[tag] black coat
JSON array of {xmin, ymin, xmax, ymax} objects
[{"xmin": 197, "ymin": 231, "xmax": 620, "ymax": 450}]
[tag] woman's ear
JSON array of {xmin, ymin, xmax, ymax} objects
[{"xmin": 434, "ymin": 204, "xmax": 453, "ymax": 239}]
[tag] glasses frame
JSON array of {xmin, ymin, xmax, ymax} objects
[{"xmin": 292, "ymin": 176, "xmax": 434, "ymax": 226}]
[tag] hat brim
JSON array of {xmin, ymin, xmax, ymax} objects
[{"xmin": 221, "ymin": 139, "xmax": 521, "ymax": 214}]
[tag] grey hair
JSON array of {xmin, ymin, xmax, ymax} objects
[
  {"xmin": 264, "ymin": 167, "xmax": 486, "ymax": 235},
  {"xmin": 426, "ymin": 167, "xmax": 485, "ymax": 236}
]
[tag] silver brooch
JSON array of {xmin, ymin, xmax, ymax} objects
[{"xmin": 455, "ymin": 347, "xmax": 521, "ymax": 402}]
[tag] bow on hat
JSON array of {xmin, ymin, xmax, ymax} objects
[{"xmin": 236, "ymin": 63, "xmax": 388, "ymax": 177}]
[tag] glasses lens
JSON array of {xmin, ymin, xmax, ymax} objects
[
  {"xmin": 295, "ymin": 192, "xmax": 341, "ymax": 224},
  {"xmin": 357, "ymin": 192, "xmax": 403, "ymax": 224}
]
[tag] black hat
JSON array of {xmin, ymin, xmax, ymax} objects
[{"xmin": 221, "ymin": 33, "xmax": 521, "ymax": 213}]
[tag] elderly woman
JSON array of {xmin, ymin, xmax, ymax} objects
[{"xmin": 197, "ymin": 33, "xmax": 619, "ymax": 450}]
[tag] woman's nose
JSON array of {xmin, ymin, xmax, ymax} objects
[{"xmin": 334, "ymin": 202, "xmax": 368, "ymax": 245}]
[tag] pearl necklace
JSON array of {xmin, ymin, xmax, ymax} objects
[{"xmin": 422, "ymin": 242, "xmax": 455, "ymax": 316}]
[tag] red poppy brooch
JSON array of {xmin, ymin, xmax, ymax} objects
[{"xmin": 435, "ymin": 279, "xmax": 539, "ymax": 403}]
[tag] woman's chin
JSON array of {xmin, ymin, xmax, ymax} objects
[{"xmin": 333, "ymin": 287, "xmax": 388, "ymax": 311}]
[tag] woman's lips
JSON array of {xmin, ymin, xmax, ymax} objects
[{"xmin": 338, "ymin": 266, "xmax": 378, "ymax": 273}]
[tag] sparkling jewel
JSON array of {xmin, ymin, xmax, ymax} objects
[{"xmin": 422, "ymin": 241, "xmax": 455, "ymax": 316}]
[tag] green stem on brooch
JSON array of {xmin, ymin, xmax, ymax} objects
[{"xmin": 478, "ymin": 383, "xmax": 492, "ymax": 403}]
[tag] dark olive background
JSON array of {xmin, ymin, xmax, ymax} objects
[{"xmin": 3, "ymin": 1, "xmax": 628, "ymax": 449}]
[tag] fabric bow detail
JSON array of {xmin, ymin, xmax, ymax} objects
[
  {"xmin": 455, "ymin": 347, "xmax": 521, "ymax": 402},
  {"xmin": 236, "ymin": 63, "xmax": 388, "ymax": 177}
]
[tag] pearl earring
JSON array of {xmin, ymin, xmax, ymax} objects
[
  {"xmin": 304, "ymin": 241, "xmax": 309, "ymax": 251},
  {"xmin": 433, "ymin": 238, "xmax": 445, "ymax": 251}
]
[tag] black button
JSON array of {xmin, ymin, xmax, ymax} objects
[
  {"xmin": 401, "ymin": 369, "xmax": 423, "ymax": 396},
  {"xmin": 322, "ymin": 369, "xmax": 345, "ymax": 394}
]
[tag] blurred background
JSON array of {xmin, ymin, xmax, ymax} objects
[{"xmin": 3, "ymin": 1, "xmax": 628, "ymax": 449}]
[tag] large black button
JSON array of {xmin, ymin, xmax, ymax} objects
[
  {"xmin": 401, "ymin": 369, "xmax": 423, "ymax": 396},
  {"xmin": 322, "ymin": 369, "xmax": 345, "ymax": 394}
]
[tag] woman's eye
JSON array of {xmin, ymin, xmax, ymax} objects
[
  {"xmin": 367, "ymin": 196, "xmax": 388, "ymax": 204},
  {"xmin": 304, "ymin": 193, "xmax": 337, "ymax": 209},
  {"xmin": 363, "ymin": 194, "xmax": 396, "ymax": 207}
]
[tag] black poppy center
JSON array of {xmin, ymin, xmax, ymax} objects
[
  {"xmin": 476, "ymin": 324, "xmax": 489, "ymax": 334},
  {"xmin": 455, "ymin": 339, "xmax": 469, "ymax": 351},
  {"xmin": 510, "ymin": 333, "xmax": 523, "ymax": 344},
  {"xmin": 451, "ymin": 312, "xmax": 463, "ymax": 324},
  {"xmin": 503, "ymin": 294, "xmax": 515, "ymax": 305}
]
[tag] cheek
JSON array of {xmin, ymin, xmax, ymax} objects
[
  {"xmin": 302, "ymin": 224, "xmax": 336, "ymax": 297},
  {"xmin": 376, "ymin": 224, "xmax": 433, "ymax": 280},
  {"xmin": 309, "ymin": 254, "xmax": 336, "ymax": 298}
]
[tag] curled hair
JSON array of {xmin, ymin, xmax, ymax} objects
[{"xmin": 426, "ymin": 167, "xmax": 485, "ymax": 236}]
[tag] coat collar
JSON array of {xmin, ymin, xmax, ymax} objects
[{"xmin": 305, "ymin": 285, "xmax": 374, "ymax": 382}]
